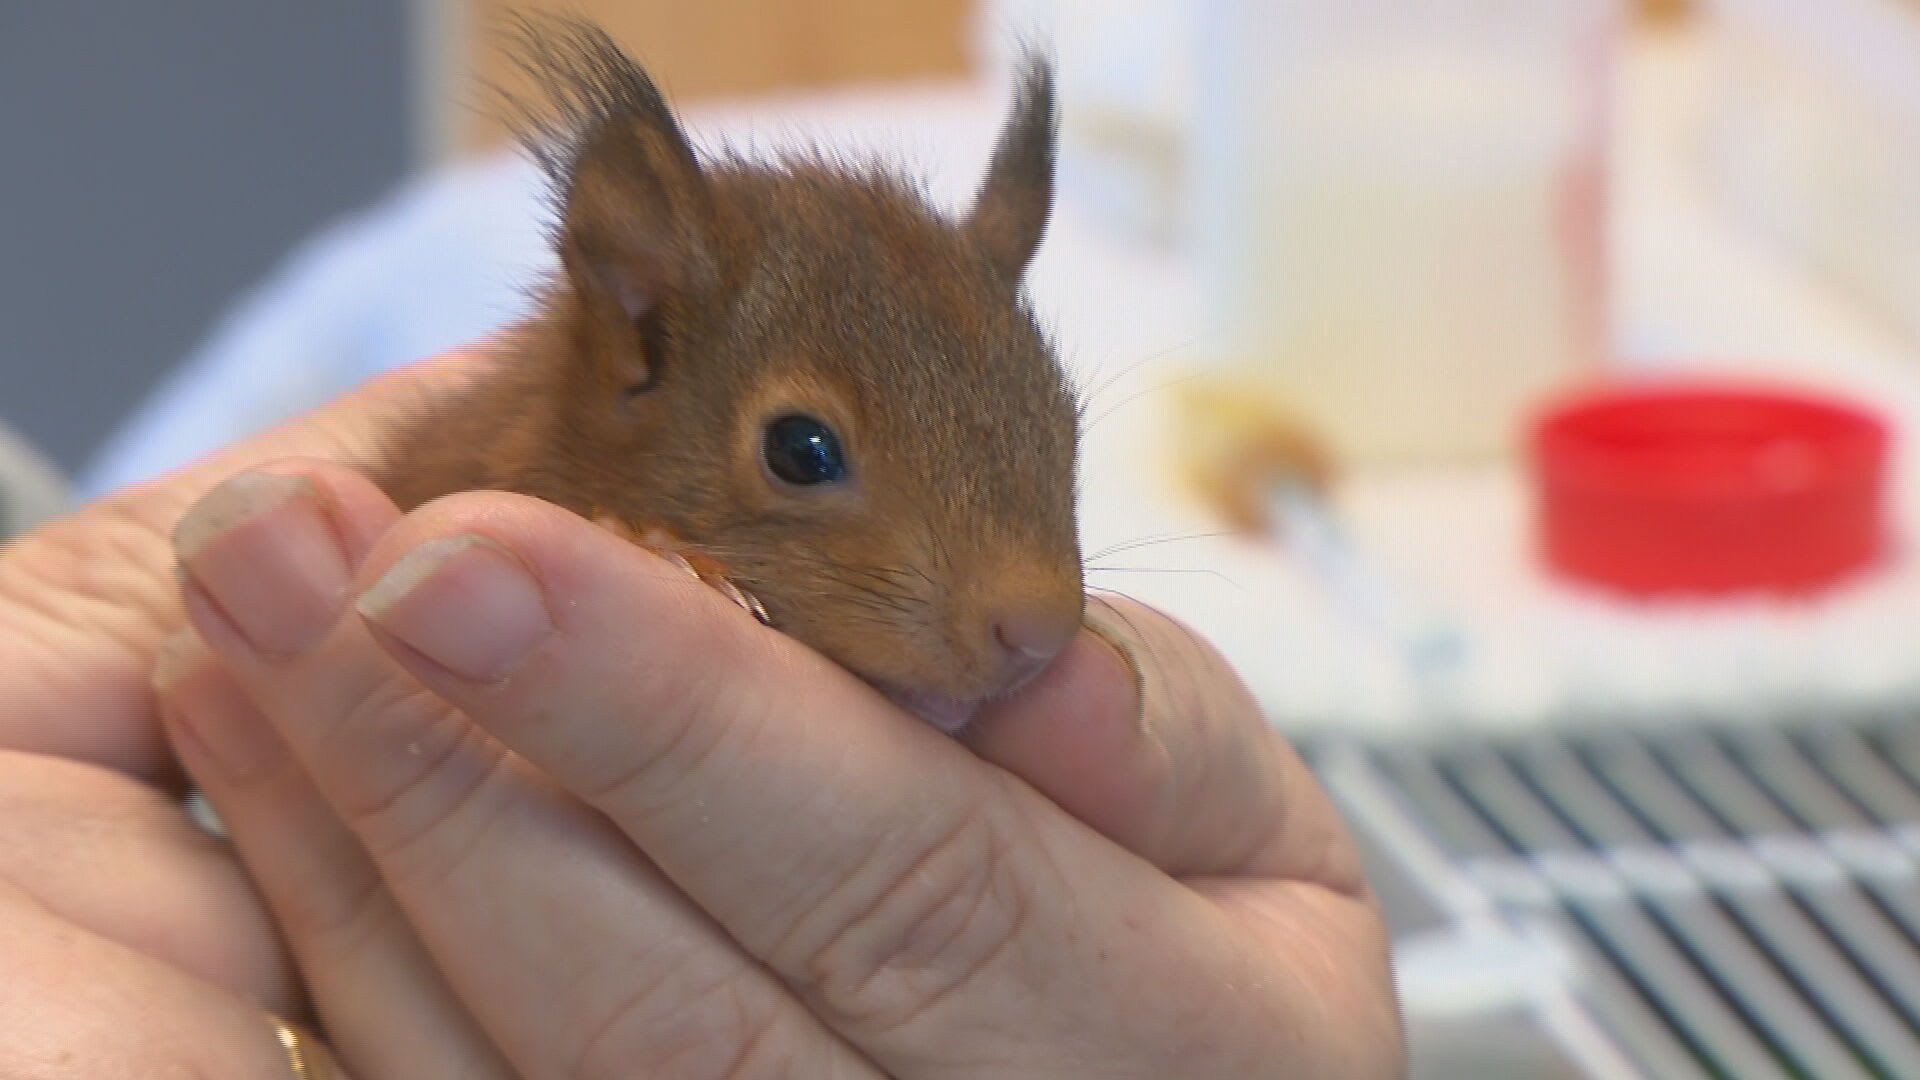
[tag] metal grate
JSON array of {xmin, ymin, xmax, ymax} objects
[{"xmin": 1312, "ymin": 718, "xmax": 1920, "ymax": 1080}]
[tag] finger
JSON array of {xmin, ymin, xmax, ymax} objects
[
  {"xmin": 172, "ymin": 461, "xmax": 882, "ymax": 1079},
  {"xmin": 0, "ymin": 353, "xmax": 494, "ymax": 781},
  {"xmin": 965, "ymin": 593, "xmax": 1369, "ymax": 888},
  {"xmin": 0, "ymin": 748, "xmax": 299, "ymax": 1015},
  {"xmin": 345, "ymin": 493, "xmax": 1345, "ymax": 1077},
  {"xmin": 0, "ymin": 876, "xmax": 355, "ymax": 1079},
  {"xmin": 153, "ymin": 624, "xmax": 515, "ymax": 1080},
  {"xmin": 970, "ymin": 600, "xmax": 1403, "ymax": 1073}
]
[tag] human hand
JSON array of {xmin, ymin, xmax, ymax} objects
[
  {"xmin": 159, "ymin": 451, "xmax": 1403, "ymax": 1077},
  {"xmin": 0, "ymin": 361, "xmax": 485, "ymax": 1074},
  {"xmin": 0, "ymin": 357, "xmax": 484, "ymax": 780}
]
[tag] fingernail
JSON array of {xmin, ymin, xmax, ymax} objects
[
  {"xmin": 153, "ymin": 626, "xmax": 286, "ymax": 779},
  {"xmin": 357, "ymin": 534, "xmax": 551, "ymax": 682},
  {"xmin": 174, "ymin": 471, "xmax": 351, "ymax": 657},
  {"xmin": 1083, "ymin": 600, "xmax": 1149, "ymax": 736}
]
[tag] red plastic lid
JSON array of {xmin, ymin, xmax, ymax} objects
[{"xmin": 1529, "ymin": 378, "xmax": 1890, "ymax": 595}]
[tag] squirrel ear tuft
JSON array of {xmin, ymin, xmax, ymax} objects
[
  {"xmin": 968, "ymin": 50, "xmax": 1057, "ymax": 285},
  {"xmin": 515, "ymin": 18, "xmax": 721, "ymax": 388}
]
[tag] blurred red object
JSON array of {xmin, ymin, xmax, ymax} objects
[{"xmin": 1530, "ymin": 379, "xmax": 1890, "ymax": 595}]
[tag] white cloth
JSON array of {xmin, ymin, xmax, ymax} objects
[{"xmin": 80, "ymin": 155, "xmax": 554, "ymax": 498}]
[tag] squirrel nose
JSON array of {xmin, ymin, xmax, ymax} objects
[{"xmin": 990, "ymin": 606, "xmax": 1080, "ymax": 694}]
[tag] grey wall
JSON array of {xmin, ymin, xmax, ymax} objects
[{"xmin": 0, "ymin": 3, "xmax": 412, "ymax": 476}]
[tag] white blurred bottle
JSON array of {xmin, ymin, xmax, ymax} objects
[{"xmin": 1190, "ymin": 0, "xmax": 1618, "ymax": 465}]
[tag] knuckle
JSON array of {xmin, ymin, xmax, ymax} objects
[
  {"xmin": 2, "ymin": 498, "xmax": 176, "ymax": 644},
  {"xmin": 271, "ymin": 857, "xmax": 396, "ymax": 959},
  {"xmin": 569, "ymin": 967, "xmax": 792, "ymax": 1080},
  {"xmin": 782, "ymin": 802, "xmax": 1031, "ymax": 1037},
  {"xmin": 325, "ymin": 679, "xmax": 507, "ymax": 883},
  {"xmin": 579, "ymin": 655, "xmax": 769, "ymax": 820}
]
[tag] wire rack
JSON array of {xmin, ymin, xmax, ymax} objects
[{"xmin": 1311, "ymin": 716, "xmax": 1920, "ymax": 1079}]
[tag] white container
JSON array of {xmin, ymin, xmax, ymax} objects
[
  {"xmin": 1190, "ymin": 0, "xmax": 1617, "ymax": 466},
  {"xmin": 1702, "ymin": 0, "xmax": 1920, "ymax": 347}
]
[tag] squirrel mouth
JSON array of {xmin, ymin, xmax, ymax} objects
[{"xmin": 590, "ymin": 513, "xmax": 984, "ymax": 733}]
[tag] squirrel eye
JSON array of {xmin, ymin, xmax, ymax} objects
[{"xmin": 762, "ymin": 414, "xmax": 847, "ymax": 486}]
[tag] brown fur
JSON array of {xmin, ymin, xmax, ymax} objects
[{"xmin": 375, "ymin": 20, "xmax": 1083, "ymax": 717}]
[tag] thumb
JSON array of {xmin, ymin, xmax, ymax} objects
[{"xmin": 966, "ymin": 594, "xmax": 1367, "ymax": 891}]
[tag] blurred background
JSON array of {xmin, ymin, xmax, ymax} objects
[
  {"xmin": 11, "ymin": 1, "xmax": 1920, "ymax": 1077},
  {"xmin": 0, "ymin": 3, "xmax": 412, "ymax": 480},
  {"xmin": 0, "ymin": 0, "xmax": 975, "ymax": 483}
]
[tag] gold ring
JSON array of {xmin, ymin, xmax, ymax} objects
[{"xmin": 269, "ymin": 1016, "xmax": 338, "ymax": 1080}]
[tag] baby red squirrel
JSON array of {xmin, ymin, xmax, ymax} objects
[{"xmin": 375, "ymin": 21, "xmax": 1084, "ymax": 732}]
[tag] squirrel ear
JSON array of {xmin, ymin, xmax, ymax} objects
[
  {"xmin": 968, "ymin": 51, "xmax": 1057, "ymax": 284},
  {"xmin": 560, "ymin": 114, "xmax": 716, "ymax": 316},
  {"xmin": 523, "ymin": 20, "xmax": 721, "ymax": 388}
]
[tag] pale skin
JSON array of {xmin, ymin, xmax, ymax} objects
[{"xmin": 0, "ymin": 358, "xmax": 1403, "ymax": 1077}]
